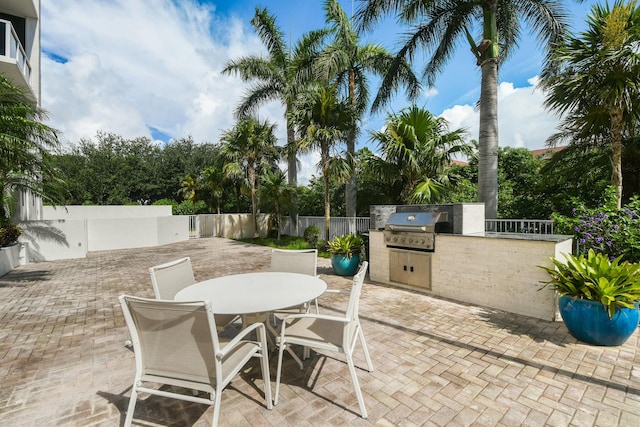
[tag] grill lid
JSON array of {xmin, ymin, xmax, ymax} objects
[{"xmin": 385, "ymin": 211, "xmax": 448, "ymax": 232}]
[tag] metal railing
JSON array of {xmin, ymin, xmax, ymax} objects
[
  {"xmin": 0, "ymin": 20, "xmax": 32, "ymax": 83},
  {"xmin": 281, "ymin": 216, "xmax": 370, "ymax": 240},
  {"xmin": 188, "ymin": 214, "xmax": 219, "ymax": 238},
  {"xmin": 485, "ymin": 219, "xmax": 554, "ymax": 235},
  {"xmin": 188, "ymin": 214, "xmax": 370, "ymax": 240}
]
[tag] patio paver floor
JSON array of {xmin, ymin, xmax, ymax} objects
[{"xmin": 1, "ymin": 237, "xmax": 639, "ymax": 426}]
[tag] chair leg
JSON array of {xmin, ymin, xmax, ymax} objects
[
  {"xmin": 124, "ymin": 383, "xmax": 139, "ymax": 427},
  {"xmin": 274, "ymin": 341, "xmax": 286, "ymax": 405},
  {"xmin": 243, "ymin": 313, "xmax": 275, "ymax": 348},
  {"xmin": 346, "ymin": 353, "xmax": 368, "ymax": 419},
  {"xmin": 358, "ymin": 328, "xmax": 374, "ymax": 372},
  {"xmin": 258, "ymin": 327, "xmax": 273, "ymax": 409},
  {"xmin": 211, "ymin": 389, "xmax": 222, "ymax": 427}
]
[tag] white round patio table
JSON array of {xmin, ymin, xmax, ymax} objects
[{"xmin": 174, "ymin": 272, "xmax": 327, "ymax": 315}]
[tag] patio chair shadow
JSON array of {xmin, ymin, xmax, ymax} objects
[
  {"xmin": 319, "ymin": 301, "xmax": 640, "ymax": 398},
  {"xmin": 274, "ymin": 349, "xmax": 363, "ymax": 417},
  {"xmin": 97, "ymin": 386, "xmax": 208, "ymax": 427}
]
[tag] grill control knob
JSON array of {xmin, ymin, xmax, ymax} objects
[
  {"xmin": 408, "ymin": 238, "xmax": 414, "ymax": 243},
  {"xmin": 392, "ymin": 237, "xmax": 398, "ymax": 242},
  {"xmin": 419, "ymin": 239, "xmax": 425, "ymax": 244},
  {"xmin": 385, "ymin": 236, "xmax": 391, "ymax": 241}
]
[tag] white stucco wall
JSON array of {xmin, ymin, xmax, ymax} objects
[
  {"xmin": 369, "ymin": 230, "xmax": 573, "ymax": 321},
  {"xmin": 16, "ymin": 215, "xmax": 188, "ymax": 261},
  {"xmin": 18, "ymin": 219, "xmax": 88, "ymax": 261},
  {"xmin": 158, "ymin": 216, "xmax": 189, "ymax": 245},
  {"xmin": 87, "ymin": 216, "xmax": 188, "ymax": 251},
  {"xmin": 220, "ymin": 214, "xmax": 269, "ymax": 239},
  {"xmin": 43, "ymin": 205, "xmax": 172, "ymax": 220},
  {"xmin": 0, "ymin": 244, "xmax": 22, "ymax": 277}
]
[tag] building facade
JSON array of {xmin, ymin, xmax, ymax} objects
[{"xmin": 1, "ymin": 0, "xmax": 42, "ymax": 221}]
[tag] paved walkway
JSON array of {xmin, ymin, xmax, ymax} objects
[{"xmin": 1, "ymin": 238, "xmax": 639, "ymax": 426}]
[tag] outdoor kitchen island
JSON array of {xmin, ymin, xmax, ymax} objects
[{"xmin": 368, "ymin": 203, "xmax": 573, "ymax": 321}]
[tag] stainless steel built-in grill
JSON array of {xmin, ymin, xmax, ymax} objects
[{"xmin": 383, "ymin": 211, "xmax": 448, "ymax": 251}]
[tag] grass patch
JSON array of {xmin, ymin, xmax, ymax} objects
[{"xmin": 236, "ymin": 235, "xmax": 331, "ymax": 258}]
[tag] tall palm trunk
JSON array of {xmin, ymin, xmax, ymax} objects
[
  {"xmin": 478, "ymin": 59, "xmax": 499, "ymax": 220},
  {"xmin": 478, "ymin": 2, "xmax": 500, "ymax": 220},
  {"xmin": 346, "ymin": 68, "xmax": 357, "ymax": 218},
  {"xmin": 249, "ymin": 165, "xmax": 258, "ymax": 237},
  {"xmin": 286, "ymin": 112, "xmax": 299, "ymax": 235},
  {"xmin": 610, "ymin": 108, "xmax": 624, "ymax": 209},
  {"xmin": 321, "ymin": 142, "xmax": 331, "ymax": 242}
]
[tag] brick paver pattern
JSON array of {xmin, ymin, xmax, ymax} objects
[{"xmin": 0, "ymin": 238, "xmax": 639, "ymax": 426}]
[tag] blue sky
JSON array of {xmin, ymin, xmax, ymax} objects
[{"xmin": 40, "ymin": 0, "xmax": 598, "ymax": 184}]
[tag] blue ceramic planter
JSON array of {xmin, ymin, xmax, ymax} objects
[
  {"xmin": 559, "ymin": 295, "xmax": 639, "ymax": 346},
  {"xmin": 331, "ymin": 254, "xmax": 360, "ymax": 276}
]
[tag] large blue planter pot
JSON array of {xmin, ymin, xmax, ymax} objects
[
  {"xmin": 331, "ymin": 254, "xmax": 360, "ymax": 276},
  {"xmin": 559, "ymin": 295, "xmax": 639, "ymax": 346}
]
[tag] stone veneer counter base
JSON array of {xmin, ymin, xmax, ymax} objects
[{"xmin": 369, "ymin": 230, "xmax": 573, "ymax": 321}]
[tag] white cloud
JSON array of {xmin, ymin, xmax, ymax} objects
[
  {"xmin": 40, "ymin": 0, "xmax": 272, "ymax": 145},
  {"xmin": 439, "ymin": 77, "xmax": 560, "ymax": 151},
  {"xmin": 38, "ymin": 0, "xmax": 562, "ymax": 188},
  {"xmin": 423, "ymin": 86, "xmax": 439, "ymax": 99},
  {"xmin": 497, "ymin": 81, "xmax": 517, "ymax": 99},
  {"xmin": 297, "ymin": 151, "xmax": 321, "ymax": 185}
]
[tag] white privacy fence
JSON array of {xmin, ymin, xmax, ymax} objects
[
  {"xmin": 189, "ymin": 214, "xmax": 218, "ymax": 238},
  {"xmin": 281, "ymin": 216, "xmax": 371, "ymax": 240},
  {"xmin": 188, "ymin": 214, "xmax": 371, "ymax": 240},
  {"xmin": 189, "ymin": 214, "xmax": 557, "ymax": 239}
]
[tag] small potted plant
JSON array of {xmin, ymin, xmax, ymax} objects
[
  {"xmin": 327, "ymin": 234, "xmax": 364, "ymax": 276},
  {"xmin": 303, "ymin": 224, "xmax": 320, "ymax": 249},
  {"xmin": 540, "ymin": 249, "xmax": 640, "ymax": 346}
]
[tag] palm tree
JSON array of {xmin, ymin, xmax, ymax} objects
[
  {"xmin": 178, "ymin": 174, "xmax": 197, "ymax": 202},
  {"xmin": 541, "ymin": 0, "xmax": 640, "ymax": 209},
  {"xmin": 290, "ymin": 84, "xmax": 353, "ymax": 241},
  {"xmin": 0, "ymin": 74, "xmax": 64, "ymax": 227},
  {"xmin": 199, "ymin": 163, "xmax": 227, "ymax": 237},
  {"xmin": 317, "ymin": 0, "xmax": 420, "ymax": 218},
  {"xmin": 260, "ymin": 168, "xmax": 296, "ymax": 240},
  {"xmin": 220, "ymin": 117, "xmax": 279, "ymax": 237},
  {"xmin": 368, "ymin": 104, "xmax": 472, "ymax": 204},
  {"xmin": 199, "ymin": 165, "xmax": 225, "ymax": 214},
  {"xmin": 222, "ymin": 7, "xmax": 327, "ymax": 233},
  {"xmin": 356, "ymin": 0, "xmax": 569, "ymax": 219}
]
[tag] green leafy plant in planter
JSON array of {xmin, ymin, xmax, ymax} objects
[
  {"xmin": 0, "ymin": 224, "xmax": 22, "ymax": 247},
  {"xmin": 540, "ymin": 249, "xmax": 640, "ymax": 346},
  {"xmin": 327, "ymin": 234, "xmax": 364, "ymax": 276}
]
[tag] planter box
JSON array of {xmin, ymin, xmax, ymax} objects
[{"xmin": 0, "ymin": 244, "xmax": 21, "ymax": 277}]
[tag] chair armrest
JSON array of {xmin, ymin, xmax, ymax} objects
[
  {"xmin": 279, "ymin": 313, "xmax": 349, "ymax": 335},
  {"xmin": 320, "ymin": 289, "xmax": 349, "ymax": 296},
  {"xmin": 217, "ymin": 321, "xmax": 266, "ymax": 360}
]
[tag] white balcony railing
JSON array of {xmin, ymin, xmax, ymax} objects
[
  {"xmin": 0, "ymin": 19, "xmax": 31, "ymax": 84},
  {"xmin": 485, "ymin": 218, "xmax": 555, "ymax": 235}
]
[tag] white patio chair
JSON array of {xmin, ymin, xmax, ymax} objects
[
  {"xmin": 119, "ymin": 295, "xmax": 272, "ymax": 427},
  {"xmin": 270, "ymin": 248, "xmax": 319, "ymax": 315},
  {"xmin": 274, "ymin": 261, "xmax": 373, "ymax": 418},
  {"xmin": 149, "ymin": 257, "xmax": 238, "ymax": 331}
]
